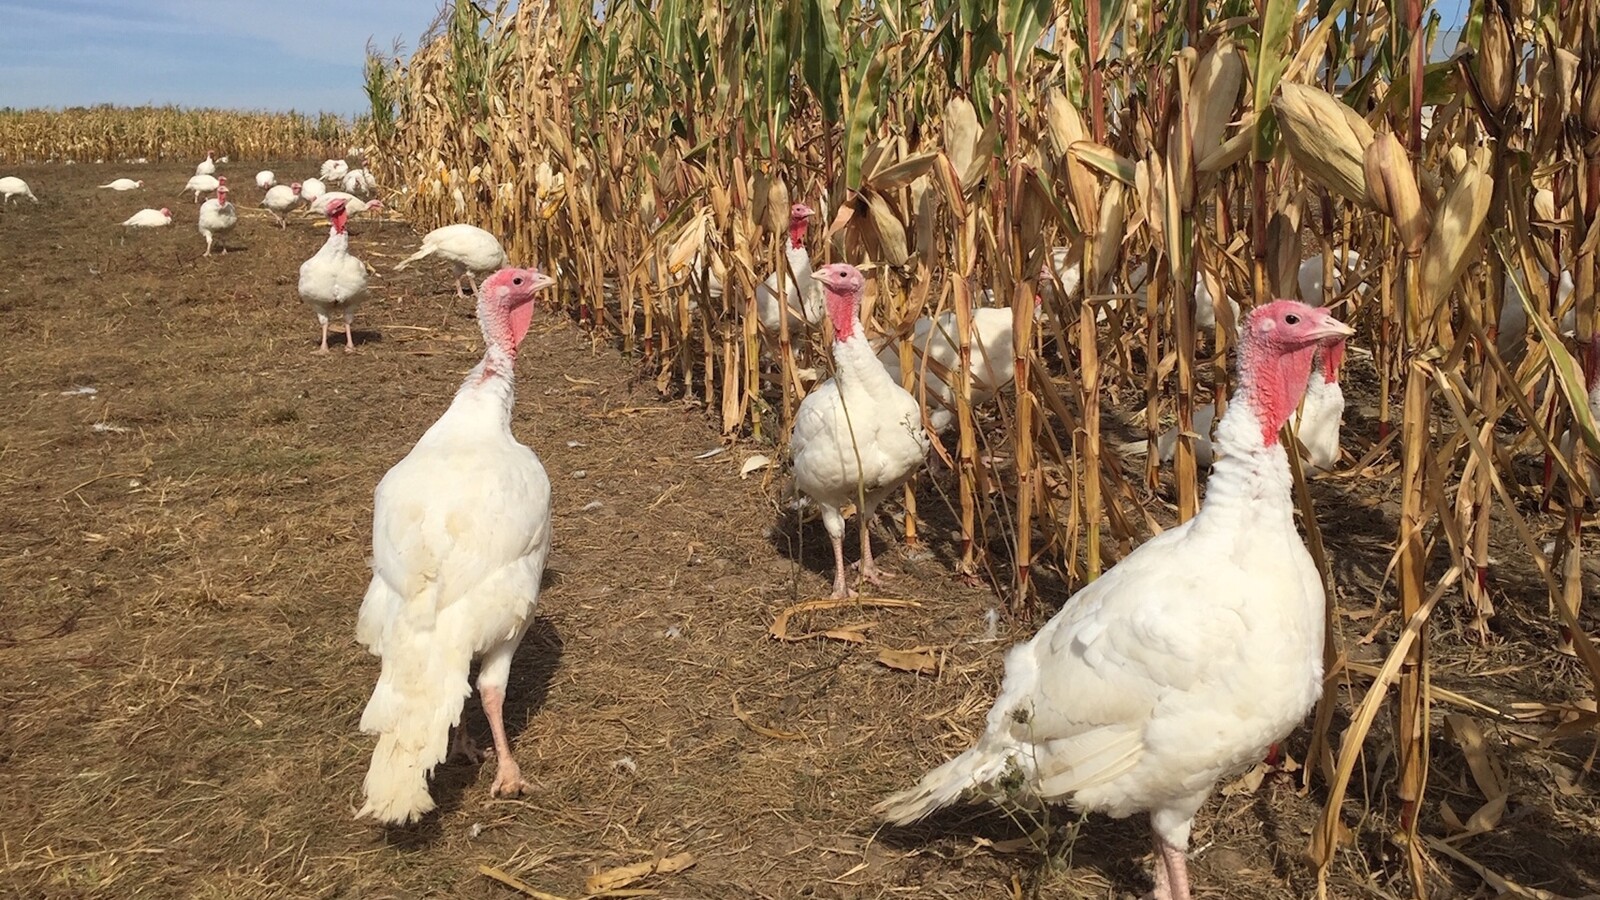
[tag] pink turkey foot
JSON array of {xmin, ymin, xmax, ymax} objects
[
  {"xmin": 448, "ymin": 727, "xmax": 484, "ymax": 764},
  {"xmin": 489, "ymin": 756, "xmax": 530, "ymax": 798},
  {"xmin": 828, "ymin": 534, "xmax": 856, "ymax": 599},
  {"xmin": 854, "ymin": 561, "xmax": 896, "ymax": 588}
]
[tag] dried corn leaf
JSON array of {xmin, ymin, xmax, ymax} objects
[
  {"xmin": 732, "ymin": 695, "xmax": 804, "ymax": 741},
  {"xmin": 585, "ymin": 853, "xmax": 697, "ymax": 893},
  {"xmin": 877, "ymin": 646, "xmax": 941, "ymax": 675},
  {"xmin": 1420, "ymin": 146, "xmax": 1492, "ymax": 312}
]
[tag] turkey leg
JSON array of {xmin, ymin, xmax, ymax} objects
[
  {"xmin": 829, "ymin": 532, "xmax": 854, "ymax": 599},
  {"xmin": 479, "ymin": 684, "xmax": 529, "ymax": 798}
]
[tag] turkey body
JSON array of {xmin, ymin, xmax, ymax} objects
[
  {"xmin": 875, "ymin": 306, "xmax": 1018, "ymax": 433},
  {"xmin": 197, "ymin": 191, "xmax": 237, "ymax": 255},
  {"xmin": 122, "ymin": 208, "xmax": 171, "ymax": 227},
  {"xmin": 297, "ymin": 207, "xmax": 370, "ymax": 352},
  {"xmin": 355, "ymin": 267, "xmax": 555, "ymax": 825},
  {"xmin": 396, "ymin": 224, "xmax": 510, "ymax": 297}
]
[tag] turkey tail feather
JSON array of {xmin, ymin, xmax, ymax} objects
[
  {"xmin": 355, "ymin": 623, "xmax": 471, "ymax": 825},
  {"xmin": 874, "ymin": 743, "xmax": 1018, "ymax": 826},
  {"xmin": 394, "ymin": 244, "xmax": 435, "ymax": 271}
]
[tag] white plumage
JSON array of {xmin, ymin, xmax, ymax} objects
[
  {"xmin": 297, "ymin": 198, "xmax": 371, "ymax": 354},
  {"xmin": 875, "ymin": 303, "xmax": 1026, "ymax": 434},
  {"xmin": 262, "ymin": 182, "xmax": 303, "ymax": 228},
  {"xmin": 1, "ymin": 176, "xmax": 39, "ymax": 203},
  {"xmin": 300, "ymin": 177, "xmax": 328, "ymax": 204},
  {"xmin": 122, "ymin": 207, "xmax": 172, "ymax": 227},
  {"xmin": 308, "ymin": 191, "xmax": 383, "ymax": 218},
  {"xmin": 341, "ymin": 167, "xmax": 378, "ymax": 195},
  {"xmin": 791, "ymin": 264, "xmax": 930, "ymax": 598},
  {"xmin": 194, "ymin": 152, "xmax": 216, "ymax": 176},
  {"xmin": 1497, "ymin": 268, "xmax": 1575, "ymax": 361},
  {"xmin": 877, "ymin": 300, "xmax": 1354, "ymax": 900},
  {"xmin": 320, "ymin": 159, "xmax": 351, "ymax": 182},
  {"xmin": 197, "ymin": 185, "xmax": 237, "ymax": 256},
  {"xmin": 255, "ymin": 170, "xmax": 276, "ymax": 189},
  {"xmin": 355, "ymin": 267, "xmax": 556, "ymax": 825},
  {"xmin": 1296, "ymin": 250, "xmax": 1363, "ymax": 306},
  {"xmin": 1120, "ymin": 340, "xmax": 1347, "ymax": 472},
  {"xmin": 395, "ymin": 224, "xmax": 510, "ymax": 298},
  {"xmin": 755, "ymin": 203, "xmax": 822, "ymax": 333},
  {"xmin": 183, "ymin": 173, "xmax": 220, "ymax": 203},
  {"xmin": 98, "ymin": 178, "xmax": 143, "ymax": 191}
]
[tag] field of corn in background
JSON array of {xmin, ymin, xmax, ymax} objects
[
  {"xmin": 360, "ymin": 0, "xmax": 1599, "ymax": 895},
  {"xmin": 0, "ymin": 105, "xmax": 352, "ymax": 163}
]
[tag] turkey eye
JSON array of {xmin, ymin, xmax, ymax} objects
[
  {"xmin": 1285, "ymin": 314, "xmax": 1300, "ymax": 325},
  {"xmin": 512, "ymin": 277, "xmax": 523, "ymax": 285}
]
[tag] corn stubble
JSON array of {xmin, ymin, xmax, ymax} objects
[{"xmin": 359, "ymin": 0, "xmax": 1596, "ymax": 897}]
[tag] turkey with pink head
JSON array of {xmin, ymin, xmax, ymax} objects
[
  {"xmin": 297, "ymin": 198, "xmax": 370, "ymax": 354},
  {"xmin": 877, "ymin": 299, "xmax": 1354, "ymax": 900},
  {"xmin": 355, "ymin": 267, "xmax": 557, "ymax": 825}
]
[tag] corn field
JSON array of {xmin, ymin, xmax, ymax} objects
[
  {"xmin": 366, "ymin": 0, "xmax": 1598, "ymax": 895},
  {"xmin": 0, "ymin": 105, "xmax": 354, "ymax": 164}
]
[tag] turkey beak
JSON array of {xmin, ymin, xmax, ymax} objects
[
  {"xmin": 530, "ymin": 273, "xmax": 557, "ymax": 296},
  {"xmin": 1306, "ymin": 316, "xmax": 1355, "ymax": 342}
]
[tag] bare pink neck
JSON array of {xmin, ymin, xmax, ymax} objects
[
  {"xmin": 788, "ymin": 219, "xmax": 807, "ymax": 250},
  {"xmin": 1240, "ymin": 342, "xmax": 1319, "ymax": 446}
]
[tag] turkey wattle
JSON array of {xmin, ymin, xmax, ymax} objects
[
  {"xmin": 877, "ymin": 300, "xmax": 1353, "ymax": 900},
  {"xmin": 395, "ymin": 224, "xmax": 510, "ymax": 298},
  {"xmin": 297, "ymin": 198, "xmax": 371, "ymax": 354},
  {"xmin": 790, "ymin": 264, "xmax": 930, "ymax": 599},
  {"xmin": 355, "ymin": 267, "xmax": 557, "ymax": 825}
]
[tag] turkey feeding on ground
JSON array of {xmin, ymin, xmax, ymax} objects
[
  {"xmin": 98, "ymin": 178, "xmax": 142, "ymax": 191},
  {"xmin": 875, "ymin": 295, "xmax": 1038, "ymax": 434},
  {"xmin": 790, "ymin": 264, "xmax": 931, "ymax": 599},
  {"xmin": 755, "ymin": 203, "xmax": 822, "ymax": 333},
  {"xmin": 1, "ymin": 176, "xmax": 39, "ymax": 202},
  {"xmin": 195, "ymin": 152, "xmax": 216, "ymax": 176},
  {"xmin": 183, "ymin": 173, "xmax": 220, "ymax": 203},
  {"xmin": 122, "ymin": 207, "xmax": 171, "ymax": 227},
  {"xmin": 197, "ymin": 184, "xmax": 237, "ymax": 256},
  {"xmin": 297, "ymin": 198, "xmax": 371, "ymax": 354},
  {"xmin": 300, "ymin": 177, "xmax": 328, "ymax": 204},
  {"xmin": 395, "ymin": 224, "xmax": 510, "ymax": 297},
  {"xmin": 262, "ymin": 182, "xmax": 303, "ymax": 228},
  {"xmin": 256, "ymin": 170, "xmax": 276, "ymax": 189},
  {"xmin": 1119, "ymin": 339, "xmax": 1347, "ymax": 472},
  {"xmin": 876, "ymin": 300, "xmax": 1354, "ymax": 900},
  {"xmin": 309, "ymin": 191, "xmax": 383, "ymax": 218},
  {"xmin": 355, "ymin": 267, "xmax": 557, "ymax": 825}
]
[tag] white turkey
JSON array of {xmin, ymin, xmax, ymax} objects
[
  {"xmin": 256, "ymin": 170, "xmax": 276, "ymax": 189},
  {"xmin": 755, "ymin": 203, "xmax": 822, "ymax": 333},
  {"xmin": 395, "ymin": 224, "xmax": 510, "ymax": 298},
  {"xmin": 195, "ymin": 152, "xmax": 216, "ymax": 176},
  {"xmin": 320, "ymin": 159, "xmax": 350, "ymax": 182},
  {"xmin": 308, "ymin": 191, "xmax": 383, "ymax": 218},
  {"xmin": 197, "ymin": 184, "xmax": 237, "ymax": 256},
  {"xmin": 1, "ymin": 176, "xmax": 39, "ymax": 202},
  {"xmin": 122, "ymin": 207, "xmax": 172, "ymax": 227},
  {"xmin": 300, "ymin": 177, "xmax": 328, "ymax": 204},
  {"xmin": 875, "ymin": 297, "xmax": 1038, "ymax": 434},
  {"xmin": 1297, "ymin": 250, "xmax": 1364, "ymax": 306},
  {"xmin": 183, "ymin": 173, "xmax": 221, "ymax": 203},
  {"xmin": 355, "ymin": 266, "xmax": 557, "ymax": 825},
  {"xmin": 341, "ymin": 168, "xmax": 378, "ymax": 195},
  {"xmin": 790, "ymin": 263, "xmax": 930, "ymax": 598},
  {"xmin": 262, "ymin": 182, "xmax": 303, "ymax": 228},
  {"xmin": 1119, "ymin": 338, "xmax": 1347, "ymax": 472},
  {"xmin": 876, "ymin": 300, "xmax": 1354, "ymax": 900},
  {"xmin": 297, "ymin": 198, "xmax": 371, "ymax": 354},
  {"xmin": 98, "ymin": 178, "xmax": 142, "ymax": 191},
  {"xmin": 1497, "ymin": 268, "xmax": 1576, "ymax": 361}
]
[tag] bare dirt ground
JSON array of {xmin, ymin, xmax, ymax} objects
[{"xmin": 1, "ymin": 162, "xmax": 1597, "ymax": 900}]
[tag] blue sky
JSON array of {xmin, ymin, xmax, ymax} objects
[{"xmin": 0, "ymin": 0, "xmax": 443, "ymax": 117}]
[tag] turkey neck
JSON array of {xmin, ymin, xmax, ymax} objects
[
  {"xmin": 455, "ymin": 304, "xmax": 520, "ymax": 426},
  {"xmin": 831, "ymin": 317, "xmax": 903, "ymax": 399},
  {"xmin": 1193, "ymin": 342, "xmax": 1319, "ymax": 532}
]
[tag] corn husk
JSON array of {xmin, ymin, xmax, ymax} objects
[
  {"xmin": 1188, "ymin": 38, "xmax": 1244, "ymax": 164},
  {"xmin": 1421, "ymin": 145, "xmax": 1494, "ymax": 311},
  {"xmin": 1476, "ymin": 11, "xmax": 1516, "ymax": 117},
  {"xmin": 1364, "ymin": 132, "xmax": 1431, "ymax": 253},
  {"xmin": 1274, "ymin": 82, "xmax": 1376, "ymax": 207}
]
